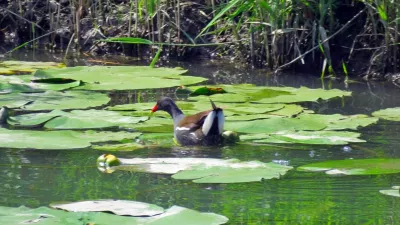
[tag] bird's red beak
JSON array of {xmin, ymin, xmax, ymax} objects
[{"xmin": 151, "ymin": 104, "xmax": 158, "ymax": 113}]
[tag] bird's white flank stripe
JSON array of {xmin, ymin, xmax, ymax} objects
[
  {"xmin": 176, "ymin": 127, "xmax": 190, "ymax": 131},
  {"xmin": 202, "ymin": 111, "xmax": 216, "ymax": 136}
]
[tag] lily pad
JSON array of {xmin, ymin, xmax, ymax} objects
[
  {"xmin": 0, "ymin": 75, "xmax": 81, "ymax": 92},
  {"xmin": 253, "ymin": 86, "xmax": 351, "ymax": 103},
  {"xmin": 50, "ymin": 200, "xmax": 165, "ymax": 216},
  {"xmin": 0, "ymin": 60, "xmax": 65, "ymax": 75},
  {"xmin": 190, "ymin": 86, "xmax": 228, "ymax": 96},
  {"xmin": 98, "ymin": 155, "xmax": 292, "ymax": 183},
  {"xmin": 0, "ymin": 204, "xmax": 228, "ymax": 225},
  {"xmin": 298, "ymin": 158, "xmax": 400, "ymax": 175},
  {"xmin": 380, "ymin": 186, "xmax": 400, "ymax": 197},
  {"xmin": 255, "ymin": 130, "xmax": 365, "ymax": 145},
  {"xmin": 0, "ymin": 128, "xmax": 141, "ymax": 149},
  {"xmin": 8, "ymin": 109, "xmax": 148, "ymax": 129},
  {"xmin": 0, "ymin": 91, "xmax": 110, "ymax": 111},
  {"xmin": 372, "ymin": 107, "xmax": 400, "ymax": 121},
  {"xmin": 225, "ymin": 117, "xmax": 326, "ymax": 134},
  {"xmin": 33, "ymin": 66, "xmax": 207, "ymax": 91},
  {"xmin": 225, "ymin": 103, "xmax": 285, "ymax": 114},
  {"xmin": 297, "ymin": 114, "xmax": 378, "ymax": 130}
]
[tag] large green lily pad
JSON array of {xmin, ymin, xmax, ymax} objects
[
  {"xmin": 251, "ymin": 130, "xmax": 365, "ymax": 145},
  {"xmin": 0, "ymin": 60, "xmax": 65, "ymax": 75},
  {"xmin": 225, "ymin": 117, "xmax": 326, "ymax": 134},
  {"xmin": 298, "ymin": 158, "xmax": 400, "ymax": 175},
  {"xmin": 99, "ymin": 155, "xmax": 292, "ymax": 183},
  {"xmin": 372, "ymin": 107, "xmax": 400, "ymax": 121},
  {"xmin": 50, "ymin": 200, "xmax": 165, "ymax": 216},
  {"xmin": 33, "ymin": 66, "xmax": 207, "ymax": 91},
  {"xmin": 253, "ymin": 86, "xmax": 351, "ymax": 103},
  {"xmin": 0, "ymin": 128, "xmax": 141, "ymax": 149},
  {"xmin": 0, "ymin": 204, "xmax": 228, "ymax": 225},
  {"xmin": 8, "ymin": 110, "xmax": 148, "ymax": 129},
  {"xmin": 297, "ymin": 114, "xmax": 378, "ymax": 130},
  {"xmin": 187, "ymin": 85, "xmax": 350, "ymax": 104},
  {"xmin": 0, "ymin": 75, "xmax": 81, "ymax": 93},
  {"xmin": 0, "ymin": 91, "xmax": 110, "ymax": 110}
]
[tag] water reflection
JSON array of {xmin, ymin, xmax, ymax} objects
[{"xmin": 0, "ymin": 52, "xmax": 399, "ymax": 224}]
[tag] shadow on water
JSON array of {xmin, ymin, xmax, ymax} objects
[{"xmin": 0, "ymin": 51, "xmax": 399, "ymax": 224}]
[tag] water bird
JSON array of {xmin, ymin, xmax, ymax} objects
[{"xmin": 150, "ymin": 97, "xmax": 224, "ymax": 146}]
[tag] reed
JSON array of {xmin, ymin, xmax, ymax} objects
[{"xmin": 1, "ymin": 0, "xmax": 400, "ymax": 77}]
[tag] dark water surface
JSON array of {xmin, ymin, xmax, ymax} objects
[{"xmin": 0, "ymin": 52, "xmax": 400, "ymax": 224}]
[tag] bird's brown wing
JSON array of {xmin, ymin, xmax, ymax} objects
[{"xmin": 177, "ymin": 110, "xmax": 212, "ymax": 131}]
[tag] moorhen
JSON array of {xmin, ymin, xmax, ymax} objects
[{"xmin": 150, "ymin": 97, "xmax": 224, "ymax": 146}]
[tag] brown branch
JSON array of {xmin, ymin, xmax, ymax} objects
[{"xmin": 274, "ymin": 8, "xmax": 366, "ymax": 74}]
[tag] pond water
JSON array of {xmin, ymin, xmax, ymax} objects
[{"xmin": 1, "ymin": 52, "xmax": 400, "ymax": 224}]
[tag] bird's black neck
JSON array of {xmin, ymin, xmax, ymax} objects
[{"xmin": 164, "ymin": 102, "xmax": 184, "ymax": 126}]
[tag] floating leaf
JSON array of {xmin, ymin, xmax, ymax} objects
[
  {"xmin": 99, "ymin": 155, "xmax": 292, "ymax": 183},
  {"xmin": 0, "ymin": 128, "xmax": 141, "ymax": 149},
  {"xmin": 0, "ymin": 91, "xmax": 110, "ymax": 111},
  {"xmin": 50, "ymin": 200, "xmax": 164, "ymax": 216},
  {"xmin": 254, "ymin": 86, "xmax": 351, "ymax": 103},
  {"xmin": 256, "ymin": 130, "xmax": 365, "ymax": 145},
  {"xmin": 0, "ymin": 60, "xmax": 65, "ymax": 75},
  {"xmin": 372, "ymin": 107, "xmax": 400, "ymax": 121},
  {"xmin": 33, "ymin": 66, "xmax": 207, "ymax": 91},
  {"xmin": 190, "ymin": 87, "xmax": 227, "ymax": 96},
  {"xmin": 144, "ymin": 206, "xmax": 228, "ymax": 225},
  {"xmin": 297, "ymin": 114, "xmax": 378, "ymax": 130},
  {"xmin": 226, "ymin": 103, "xmax": 284, "ymax": 114},
  {"xmin": 298, "ymin": 158, "xmax": 400, "ymax": 175},
  {"xmin": 8, "ymin": 110, "xmax": 62, "ymax": 127},
  {"xmin": 189, "ymin": 93, "xmax": 249, "ymax": 103},
  {"xmin": 0, "ymin": 204, "xmax": 228, "ymax": 225},
  {"xmin": 225, "ymin": 117, "xmax": 326, "ymax": 134},
  {"xmin": 9, "ymin": 110, "xmax": 147, "ymax": 129}
]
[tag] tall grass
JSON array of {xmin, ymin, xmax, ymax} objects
[{"xmin": 2, "ymin": 0, "xmax": 400, "ymax": 77}]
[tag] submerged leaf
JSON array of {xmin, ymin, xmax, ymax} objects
[
  {"xmin": 92, "ymin": 142, "xmax": 145, "ymax": 151},
  {"xmin": 298, "ymin": 158, "xmax": 400, "ymax": 175}
]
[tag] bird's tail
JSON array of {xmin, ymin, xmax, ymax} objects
[
  {"xmin": 209, "ymin": 99, "xmax": 217, "ymax": 110},
  {"xmin": 202, "ymin": 99, "xmax": 224, "ymax": 135}
]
